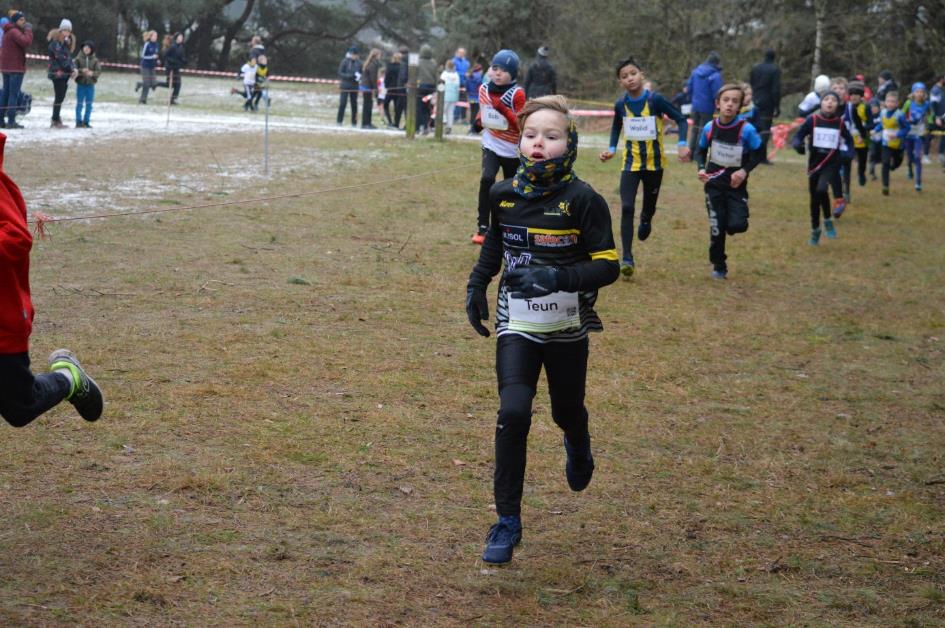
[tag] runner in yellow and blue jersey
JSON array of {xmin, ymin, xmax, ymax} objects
[{"xmin": 599, "ymin": 57, "xmax": 690, "ymax": 277}]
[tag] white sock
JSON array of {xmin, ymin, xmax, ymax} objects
[{"xmin": 55, "ymin": 368, "xmax": 75, "ymax": 389}]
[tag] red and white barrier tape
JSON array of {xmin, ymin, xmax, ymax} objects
[{"xmin": 26, "ymin": 53, "xmax": 340, "ymax": 84}]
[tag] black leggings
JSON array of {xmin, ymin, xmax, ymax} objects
[
  {"xmin": 854, "ymin": 147, "xmax": 869, "ymax": 184},
  {"xmin": 51, "ymin": 78, "xmax": 69, "ymax": 122},
  {"xmin": 881, "ymin": 146, "xmax": 904, "ymax": 187},
  {"xmin": 809, "ymin": 162, "xmax": 839, "ymax": 229},
  {"xmin": 830, "ymin": 157, "xmax": 853, "ymax": 201},
  {"xmin": 0, "ymin": 353, "xmax": 71, "ymax": 427},
  {"xmin": 337, "ymin": 90, "xmax": 357, "ymax": 125},
  {"xmin": 477, "ymin": 148, "xmax": 519, "ymax": 231},
  {"xmin": 704, "ymin": 185, "xmax": 748, "ymax": 272},
  {"xmin": 493, "ymin": 334, "xmax": 590, "ymax": 517},
  {"xmin": 361, "ymin": 92, "xmax": 373, "ymax": 127},
  {"xmin": 619, "ymin": 169, "xmax": 663, "ymax": 261}
]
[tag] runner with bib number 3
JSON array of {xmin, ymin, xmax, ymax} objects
[{"xmin": 465, "ymin": 95, "xmax": 619, "ymax": 565}]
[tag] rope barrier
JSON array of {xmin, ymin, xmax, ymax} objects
[{"xmin": 27, "ymin": 162, "xmax": 476, "ymax": 238}]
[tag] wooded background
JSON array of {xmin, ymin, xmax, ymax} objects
[{"xmin": 18, "ymin": 0, "xmax": 945, "ymax": 98}]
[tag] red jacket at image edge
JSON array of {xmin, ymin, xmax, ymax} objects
[
  {"xmin": 0, "ymin": 23, "xmax": 34, "ymax": 74},
  {"xmin": 0, "ymin": 133, "xmax": 34, "ymax": 354}
]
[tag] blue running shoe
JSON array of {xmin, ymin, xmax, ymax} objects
[
  {"xmin": 824, "ymin": 219, "xmax": 837, "ymax": 239},
  {"xmin": 564, "ymin": 434, "xmax": 595, "ymax": 491},
  {"xmin": 620, "ymin": 257, "xmax": 635, "ymax": 278},
  {"xmin": 809, "ymin": 228, "xmax": 822, "ymax": 246},
  {"xmin": 832, "ymin": 198, "xmax": 847, "ymax": 218},
  {"xmin": 482, "ymin": 516, "xmax": 522, "ymax": 564},
  {"xmin": 916, "ymin": 184, "xmax": 922, "ymax": 192}
]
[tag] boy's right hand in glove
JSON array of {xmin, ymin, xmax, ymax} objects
[{"xmin": 466, "ymin": 287, "xmax": 490, "ymax": 337}]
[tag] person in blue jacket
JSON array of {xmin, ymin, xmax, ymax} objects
[
  {"xmin": 686, "ymin": 52, "xmax": 722, "ymax": 146},
  {"xmin": 136, "ymin": 30, "xmax": 161, "ymax": 104}
]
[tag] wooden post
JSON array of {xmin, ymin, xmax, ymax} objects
[
  {"xmin": 406, "ymin": 52, "xmax": 418, "ymax": 139},
  {"xmin": 434, "ymin": 88, "xmax": 444, "ymax": 141}
]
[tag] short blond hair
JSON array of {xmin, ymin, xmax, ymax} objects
[
  {"xmin": 517, "ymin": 94, "xmax": 570, "ymax": 130},
  {"xmin": 830, "ymin": 76, "xmax": 848, "ymax": 88}
]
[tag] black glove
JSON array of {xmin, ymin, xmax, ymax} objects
[
  {"xmin": 465, "ymin": 287, "xmax": 490, "ymax": 337},
  {"xmin": 505, "ymin": 266, "xmax": 559, "ymax": 299},
  {"xmin": 794, "ymin": 143, "xmax": 805, "ymax": 155}
]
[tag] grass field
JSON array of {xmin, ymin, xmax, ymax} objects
[{"xmin": 1, "ymin": 84, "xmax": 944, "ymax": 625}]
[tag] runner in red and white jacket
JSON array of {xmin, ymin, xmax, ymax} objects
[{"xmin": 472, "ymin": 50, "xmax": 526, "ymax": 244}]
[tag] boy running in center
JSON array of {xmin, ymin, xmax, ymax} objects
[
  {"xmin": 793, "ymin": 90, "xmax": 854, "ymax": 245},
  {"xmin": 873, "ymin": 91, "xmax": 910, "ymax": 196},
  {"xmin": 466, "ymin": 95, "xmax": 619, "ymax": 565},
  {"xmin": 599, "ymin": 57, "xmax": 690, "ymax": 277},
  {"xmin": 694, "ymin": 84, "xmax": 762, "ymax": 279}
]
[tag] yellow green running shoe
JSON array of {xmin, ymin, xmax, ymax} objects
[{"xmin": 49, "ymin": 349, "xmax": 104, "ymax": 422}]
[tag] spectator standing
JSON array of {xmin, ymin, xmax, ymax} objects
[
  {"xmin": 0, "ymin": 11, "xmax": 32, "ymax": 129},
  {"xmin": 360, "ymin": 48, "xmax": 381, "ymax": 129},
  {"xmin": 136, "ymin": 30, "xmax": 160, "ymax": 104},
  {"xmin": 930, "ymin": 74, "xmax": 945, "ymax": 163},
  {"xmin": 749, "ymin": 49, "xmax": 781, "ymax": 164},
  {"xmin": 382, "ymin": 51, "xmax": 402, "ymax": 127},
  {"xmin": 439, "ymin": 58, "xmax": 460, "ymax": 134},
  {"xmin": 523, "ymin": 45, "xmax": 557, "ymax": 98},
  {"xmin": 876, "ymin": 70, "xmax": 899, "ymax": 103},
  {"xmin": 47, "ymin": 20, "xmax": 77, "ymax": 129},
  {"xmin": 685, "ymin": 51, "xmax": 723, "ymax": 146},
  {"xmin": 395, "ymin": 46, "xmax": 410, "ymax": 128},
  {"xmin": 466, "ymin": 61, "xmax": 483, "ymax": 134},
  {"xmin": 249, "ymin": 35, "xmax": 265, "ymax": 61},
  {"xmin": 336, "ymin": 46, "xmax": 361, "ymax": 126},
  {"xmin": 416, "ymin": 44, "xmax": 437, "ymax": 134},
  {"xmin": 163, "ymin": 33, "xmax": 186, "ymax": 105},
  {"xmin": 451, "ymin": 47, "xmax": 469, "ymax": 123},
  {"xmin": 73, "ymin": 40, "xmax": 100, "ymax": 128}
]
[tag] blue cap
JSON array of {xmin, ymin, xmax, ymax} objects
[
  {"xmin": 490, "ymin": 49, "xmax": 520, "ymax": 80},
  {"xmin": 912, "ymin": 82, "xmax": 926, "ymax": 93}
]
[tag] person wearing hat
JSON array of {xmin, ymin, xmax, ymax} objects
[
  {"xmin": 47, "ymin": 19, "xmax": 77, "ymax": 129},
  {"xmin": 902, "ymin": 82, "xmax": 931, "ymax": 191},
  {"xmin": 685, "ymin": 52, "xmax": 723, "ymax": 147},
  {"xmin": 876, "ymin": 70, "xmax": 899, "ymax": 103},
  {"xmin": 844, "ymin": 80, "xmax": 873, "ymax": 187},
  {"xmin": 336, "ymin": 45, "xmax": 361, "ymax": 126},
  {"xmin": 73, "ymin": 40, "xmax": 101, "ymax": 128},
  {"xmin": 523, "ymin": 45, "xmax": 556, "ymax": 99},
  {"xmin": 471, "ymin": 49, "xmax": 525, "ymax": 244},
  {"xmin": 0, "ymin": 11, "xmax": 33, "ymax": 129},
  {"xmin": 415, "ymin": 44, "xmax": 437, "ymax": 133}
]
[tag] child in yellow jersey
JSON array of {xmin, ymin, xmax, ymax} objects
[
  {"xmin": 599, "ymin": 57, "xmax": 691, "ymax": 277},
  {"xmin": 872, "ymin": 91, "xmax": 910, "ymax": 195},
  {"xmin": 846, "ymin": 81, "xmax": 872, "ymax": 187}
]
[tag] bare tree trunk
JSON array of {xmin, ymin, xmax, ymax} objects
[
  {"xmin": 216, "ymin": 0, "xmax": 257, "ymax": 71},
  {"xmin": 810, "ymin": 0, "xmax": 826, "ymax": 82}
]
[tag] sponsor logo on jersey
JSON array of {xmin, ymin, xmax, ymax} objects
[
  {"xmin": 543, "ymin": 200, "xmax": 571, "ymax": 216},
  {"xmin": 499, "ymin": 200, "xmax": 516, "ymax": 208},
  {"xmin": 501, "ymin": 224, "xmax": 528, "ymax": 248},
  {"xmin": 533, "ymin": 232, "xmax": 578, "ymax": 248}
]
